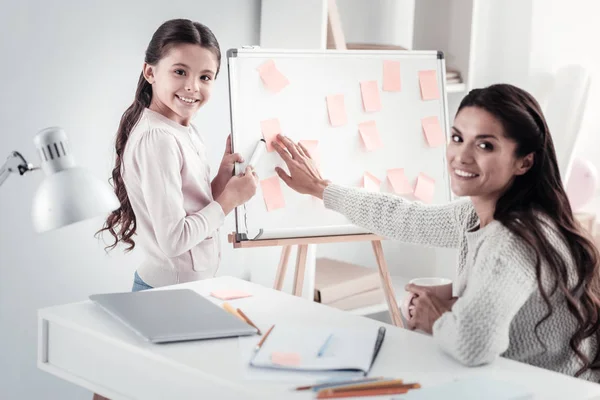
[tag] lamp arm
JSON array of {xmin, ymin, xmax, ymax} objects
[{"xmin": 0, "ymin": 151, "xmax": 37, "ymax": 187}]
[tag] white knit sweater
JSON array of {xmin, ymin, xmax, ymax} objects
[{"xmin": 323, "ymin": 184, "xmax": 599, "ymax": 381}]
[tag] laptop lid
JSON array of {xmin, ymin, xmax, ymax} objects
[{"xmin": 90, "ymin": 288, "xmax": 257, "ymax": 343}]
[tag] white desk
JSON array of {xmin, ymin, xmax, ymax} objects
[{"xmin": 38, "ymin": 276, "xmax": 600, "ymax": 399}]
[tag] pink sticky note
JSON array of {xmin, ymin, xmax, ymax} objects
[
  {"xmin": 210, "ymin": 290, "xmax": 253, "ymax": 300},
  {"xmin": 414, "ymin": 173, "xmax": 436, "ymax": 203},
  {"xmin": 360, "ymin": 81, "xmax": 382, "ymax": 112},
  {"xmin": 271, "ymin": 352, "xmax": 302, "ymax": 366},
  {"xmin": 257, "ymin": 60, "xmax": 289, "ymax": 93},
  {"xmin": 383, "ymin": 60, "xmax": 401, "ymax": 92},
  {"xmin": 326, "ymin": 94, "xmax": 347, "ymax": 127},
  {"xmin": 419, "ymin": 70, "xmax": 440, "ymax": 100},
  {"xmin": 387, "ymin": 168, "xmax": 413, "ymax": 195},
  {"xmin": 363, "ymin": 172, "xmax": 381, "ymax": 192},
  {"xmin": 260, "ymin": 176, "xmax": 285, "ymax": 211},
  {"xmin": 358, "ymin": 120, "xmax": 383, "ymax": 152},
  {"xmin": 260, "ymin": 118, "xmax": 281, "ymax": 152},
  {"xmin": 299, "ymin": 140, "xmax": 320, "ymax": 166},
  {"xmin": 421, "ymin": 116, "xmax": 445, "ymax": 147}
]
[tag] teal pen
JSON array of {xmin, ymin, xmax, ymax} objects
[{"xmin": 317, "ymin": 334, "xmax": 334, "ymax": 357}]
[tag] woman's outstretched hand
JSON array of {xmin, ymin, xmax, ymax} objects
[{"xmin": 273, "ymin": 134, "xmax": 330, "ymax": 199}]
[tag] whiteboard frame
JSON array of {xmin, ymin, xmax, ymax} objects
[{"xmin": 227, "ymin": 48, "xmax": 451, "ymax": 241}]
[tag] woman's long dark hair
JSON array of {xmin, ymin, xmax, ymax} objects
[
  {"xmin": 458, "ymin": 84, "xmax": 600, "ymax": 377},
  {"xmin": 97, "ymin": 19, "xmax": 221, "ymax": 251}
]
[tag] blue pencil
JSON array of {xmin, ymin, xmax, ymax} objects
[{"xmin": 317, "ymin": 334, "xmax": 334, "ymax": 357}]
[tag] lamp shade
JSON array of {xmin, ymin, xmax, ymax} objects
[
  {"xmin": 30, "ymin": 127, "xmax": 119, "ymax": 233},
  {"xmin": 31, "ymin": 167, "xmax": 119, "ymax": 232}
]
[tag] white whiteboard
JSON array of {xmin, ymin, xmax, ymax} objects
[{"xmin": 227, "ymin": 48, "xmax": 451, "ymax": 240}]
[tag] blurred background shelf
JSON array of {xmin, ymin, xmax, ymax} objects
[{"xmin": 447, "ymin": 83, "xmax": 467, "ymax": 93}]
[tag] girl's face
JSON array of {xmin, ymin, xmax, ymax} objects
[
  {"xmin": 446, "ymin": 106, "xmax": 533, "ymax": 201},
  {"xmin": 144, "ymin": 43, "xmax": 218, "ymax": 126}
]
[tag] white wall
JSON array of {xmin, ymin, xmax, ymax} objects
[
  {"xmin": 469, "ymin": 0, "xmax": 534, "ymax": 90},
  {"xmin": 0, "ymin": 1, "xmax": 261, "ymax": 399}
]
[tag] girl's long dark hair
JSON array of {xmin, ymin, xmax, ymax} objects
[
  {"xmin": 97, "ymin": 19, "xmax": 221, "ymax": 251},
  {"xmin": 458, "ymin": 84, "xmax": 600, "ymax": 377}
]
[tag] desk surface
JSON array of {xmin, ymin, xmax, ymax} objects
[{"xmin": 38, "ymin": 276, "xmax": 600, "ymax": 400}]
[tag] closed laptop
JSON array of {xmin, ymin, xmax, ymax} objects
[{"xmin": 90, "ymin": 288, "xmax": 257, "ymax": 343}]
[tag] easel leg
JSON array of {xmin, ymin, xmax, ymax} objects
[
  {"xmin": 292, "ymin": 244, "xmax": 309, "ymax": 297},
  {"xmin": 273, "ymin": 245, "xmax": 292, "ymax": 290},
  {"xmin": 326, "ymin": 0, "xmax": 347, "ymax": 50},
  {"xmin": 372, "ymin": 241, "xmax": 404, "ymax": 328}
]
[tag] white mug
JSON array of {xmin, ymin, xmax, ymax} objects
[{"xmin": 400, "ymin": 277, "xmax": 453, "ymax": 321}]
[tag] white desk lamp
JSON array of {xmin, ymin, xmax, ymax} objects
[{"xmin": 0, "ymin": 127, "xmax": 119, "ymax": 232}]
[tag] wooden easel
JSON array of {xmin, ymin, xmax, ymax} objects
[
  {"xmin": 228, "ymin": 233, "xmax": 404, "ymax": 327},
  {"xmin": 226, "ymin": 0, "xmax": 405, "ymax": 328}
]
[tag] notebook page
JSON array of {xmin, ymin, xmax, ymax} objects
[{"xmin": 250, "ymin": 325, "xmax": 380, "ymax": 372}]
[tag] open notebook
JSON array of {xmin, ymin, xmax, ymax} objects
[{"xmin": 249, "ymin": 325, "xmax": 386, "ymax": 375}]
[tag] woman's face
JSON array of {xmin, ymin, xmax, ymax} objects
[{"xmin": 446, "ymin": 106, "xmax": 532, "ymax": 200}]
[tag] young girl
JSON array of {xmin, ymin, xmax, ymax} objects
[
  {"xmin": 98, "ymin": 19, "xmax": 257, "ymax": 291},
  {"xmin": 273, "ymin": 84, "xmax": 600, "ymax": 381}
]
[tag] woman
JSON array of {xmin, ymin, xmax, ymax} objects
[{"xmin": 272, "ymin": 84, "xmax": 600, "ymax": 381}]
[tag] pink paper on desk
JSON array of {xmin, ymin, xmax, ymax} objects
[
  {"xmin": 260, "ymin": 176, "xmax": 286, "ymax": 211},
  {"xmin": 421, "ymin": 116, "xmax": 445, "ymax": 147},
  {"xmin": 299, "ymin": 139, "xmax": 320, "ymax": 166},
  {"xmin": 414, "ymin": 173, "xmax": 436, "ymax": 203},
  {"xmin": 387, "ymin": 168, "xmax": 413, "ymax": 195},
  {"xmin": 326, "ymin": 94, "xmax": 347, "ymax": 127},
  {"xmin": 360, "ymin": 80, "xmax": 382, "ymax": 112},
  {"xmin": 419, "ymin": 70, "xmax": 440, "ymax": 100},
  {"xmin": 383, "ymin": 60, "xmax": 401, "ymax": 92},
  {"xmin": 209, "ymin": 290, "xmax": 253, "ymax": 301},
  {"xmin": 257, "ymin": 60, "xmax": 289, "ymax": 93},
  {"xmin": 271, "ymin": 352, "xmax": 302, "ymax": 366},
  {"xmin": 260, "ymin": 118, "xmax": 281, "ymax": 152},
  {"xmin": 363, "ymin": 172, "xmax": 381, "ymax": 192},
  {"xmin": 358, "ymin": 120, "xmax": 383, "ymax": 152}
]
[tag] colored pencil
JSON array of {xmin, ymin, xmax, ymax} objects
[
  {"xmin": 317, "ymin": 384, "xmax": 420, "ymax": 399},
  {"xmin": 327, "ymin": 379, "xmax": 404, "ymax": 392},
  {"xmin": 294, "ymin": 377, "xmax": 385, "ymax": 391},
  {"xmin": 222, "ymin": 302, "xmax": 242, "ymax": 319},
  {"xmin": 255, "ymin": 325, "xmax": 275, "ymax": 352},
  {"xmin": 317, "ymin": 383, "xmax": 421, "ymax": 399},
  {"xmin": 236, "ymin": 308, "xmax": 262, "ymax": 335}
]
